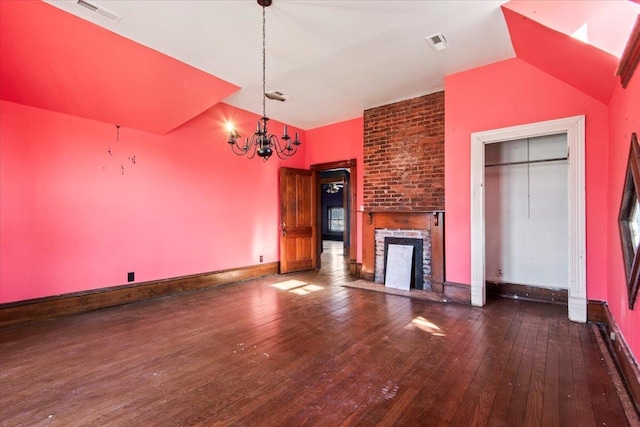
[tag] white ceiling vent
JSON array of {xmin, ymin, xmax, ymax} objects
[
  {"xmin": 76, "ymin": 0, "xmax": 123, "ymax": 23},
  {"xmin": 425, "ymin": 32, "xmax": 449, "ymax": 52},
  {"xmin": 265, "ymin": 90, "xmax": 290, "ymax": 102}
]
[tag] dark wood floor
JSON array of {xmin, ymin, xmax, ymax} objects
[{"xmin": 0, "ymin": 242, "xmax": 635, "ymax": 426}]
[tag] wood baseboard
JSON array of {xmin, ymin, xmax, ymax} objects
[
  {"xmin": 486, "ymin": 281, "xmax": 568, "ymax": 305},
  {"xmin": 0, "ymin": 262, "xmax": 279, "ymax": 327},
  {"xmin": 431, "ymin": 281, "xmax": 444, "ymax": 293},
  {"xmin": 591, "ymin": 300, "xmax": 640, "ymax": 416},
  {"xmin": 587, "ymin": 300, "xmax": 607, "ymax": 324},
  {"xmin": 349, "ymin": 261, "xmax": 362, "ymax": 277},
  {"xmin": 360, "ymin": 271, "xmax": 374, "ymax": 282},
  {"xmin": 443, "ymin": 281, "xmax": 472, "ymax": 304}
]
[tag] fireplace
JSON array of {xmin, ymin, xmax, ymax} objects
[
  {"xmin": 376, "ymin": 234, "xmax": 429, "ymax": 290},
  {"xmin": 362, "ymin": 211, "xmax": 444, "ymax": 292}
]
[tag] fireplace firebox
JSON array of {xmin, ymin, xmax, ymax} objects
[{"xmin": 383, "ymin": 237, "xmax": 424, "ymax": 290}]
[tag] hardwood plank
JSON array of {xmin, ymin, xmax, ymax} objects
[
  {"xmin": 258, "ymin": 296, "xmax": 418, "ymax": 426},
  {"xmin": 223, "ymin": 297, "xmax": 412, "ymax": 425},
  {"xmin": 346, "ymin": 302, "xmax": 475, "ymax": 425},
  {"xmin": 505, "ymin": 303, "xmax": 542, "ymax": 426},
  {"xmin": 602, "ymin": 304, "xmax": 640, "ymax": 416},
  {"xmin": 434, "ymin": 302, "xmax": 519, "ymax": 425},
  {"xmin": 486, "ymin": 303, "xmax": 536, "ymax": 425},
  {"xmin": 0, "ymin": 242, "xmax": 634, "ymax": 426},
  {"xmin": 406, "ymin": 309, "xmax": 492, "ymax": 422},
  {"xmin": 0, "ymin": 262, "xmax": 279, "ymax": 327},
  {"xmin": 541, "ymin": 303, "xmax": 561, "ymax": 427},
  {"xmin": 523, "ymin": 303, "xmax": 552, "ymax": 426},
  {"xmin": 558, "ymin": 305, "xmax": 579, "ymax": 427},
  {"xmin": 579, "ymin": 325, "xmax": 630, "ymax": 427},
  {"xmin": 569, "ymin": 319, "xmax": 597, "ymax": 427},
  {"xmin": 455, "ymin": 300, "xmax": 528, "ymax": 426}
]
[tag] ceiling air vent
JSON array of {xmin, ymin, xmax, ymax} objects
[
  {"xmin": 76, "ymin": 0, "xmax": 123, "ymax": 23},
  {"xmin": 265, "ymin": 91, "xmax": 290, "ymax": 102},
  {"xmin": 425, "ymin": 32, "xmax": 449, "ymax": 52}
]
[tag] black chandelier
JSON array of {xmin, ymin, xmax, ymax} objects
[{"xmin": 227, "ymin": 0, "xmax": 301, "ymax": 161}]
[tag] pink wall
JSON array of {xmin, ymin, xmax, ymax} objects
[
  {"xmin": 0, "ymin": 100, "xmax": 305, "ymax": 303},
  {"xmin": 305, "ymin": 117, "xmax": 364, "ymax": 262},
  {"xmin": 608, "ymin": 70, "xmax": 640, "ymax": 360},
  {"xmin": 444, "ymin": 58, "xmax": 609, "ymax": 300}
]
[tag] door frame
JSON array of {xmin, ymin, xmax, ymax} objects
[
  {"xmin": 319, "ymin": 176, "xmax": 347, "ymax": 245},
  {"xmin": 470, "ymin": 116, "xmax": 586, "ymax": 322},
  {"xmin": 279, "ymin": 167, "xmax": 317, "ymax": 274},
  {"xmin": 311, "ymin": 159, "xmax": 357, "ymax": 271}
]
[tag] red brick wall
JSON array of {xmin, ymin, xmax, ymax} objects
[{"xmin": 363, "ymin": 91, "xmax": 445, "ymax": 211}]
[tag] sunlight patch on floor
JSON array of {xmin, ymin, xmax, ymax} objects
[
  {"xmin": 272, "ymin": 280, "xmax": 307, "ymax": 290},
  {"xmin": 408, "ymin": 316, "xmax": 446, "ymax": 336},
  {"xmin": 272, "ymin": 280, "xmax": 324, "ymax": 295}
]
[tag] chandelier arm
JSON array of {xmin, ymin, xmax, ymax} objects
[
  {"xmin": 270, "ymin": 135, "xmax": 285, "ymax": 160},
  {"xmin": 271, "ymin": 134, "xmax": 298, "ymax": 159},
  {"xmin": 246, "ymin": 149, "xmax": 258, "ymax": 160},
  {"xmin": 229, "ymin": 136, "xmax": 257, "ymax": 158},
  {"xmin": 246, "ymin": 135, "xmax": 259, "ymax": 159},
  {"xmin": 229, "ymin": 142, "xmax": 247, "ymax": 156}
]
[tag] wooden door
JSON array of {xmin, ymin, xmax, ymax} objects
[{"xmin": 280, "ymin": 167, "xmax": 317, "ymax": 273}]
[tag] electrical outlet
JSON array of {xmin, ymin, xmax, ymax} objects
[
  {"xmin": 497, "ymin": 269, "xmax": 503, "ymax": 277},
  {"xmin": 127, "ymin": 272, "xmax": 135, "ymax": 282},
  {"xmin": 259, "ymin": 255, "xmax": 263, "ymax": 263}
]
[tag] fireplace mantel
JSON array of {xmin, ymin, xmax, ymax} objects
[{"xmin": 362, "ymin": 211, "xmax": 444, "ymax": 292}]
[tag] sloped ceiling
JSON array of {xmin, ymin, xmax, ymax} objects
[
  {"xmin": 0, "ymin": 1, "xmax": 239, "ymax": 135},
  {"xmin": 501, "ymin": 6, "xmax": 618, "ymax": 105},
  {"xmin": 1, "ymin": 0, "xmax": 516, "ymax": 132},
  {"xmin": 502, "ymin": 0, "xmax": 640, "ymax": 105},
  {"xmin": 0, "ymin": 0, "xmax": 637, "ymax": 133}
]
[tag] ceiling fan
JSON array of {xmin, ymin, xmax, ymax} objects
[{"xmin": 325, "ymin": 182, "xmax": 343, "ymax": 194}]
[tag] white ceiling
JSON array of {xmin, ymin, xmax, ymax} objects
[{"xmin": 45, "ymin": 0, "xmax": 515, "ymax": 130}]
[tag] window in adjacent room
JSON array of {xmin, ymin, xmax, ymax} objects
[{"xmin": 328, "ymin": 207, "xmax": 344, "ymax": 232}]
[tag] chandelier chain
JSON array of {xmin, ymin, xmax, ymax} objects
[
  {"xmin": 262, "ymin": 4, "xmax": 266, "ymax": 119},
  {"xmin": 225, "ymin": 0, "xmax": 301, "ymax": 161}
]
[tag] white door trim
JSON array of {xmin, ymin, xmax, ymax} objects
[{"xmin": 470, "ymin": 116, "xmax": 586, "ymax": 322}]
